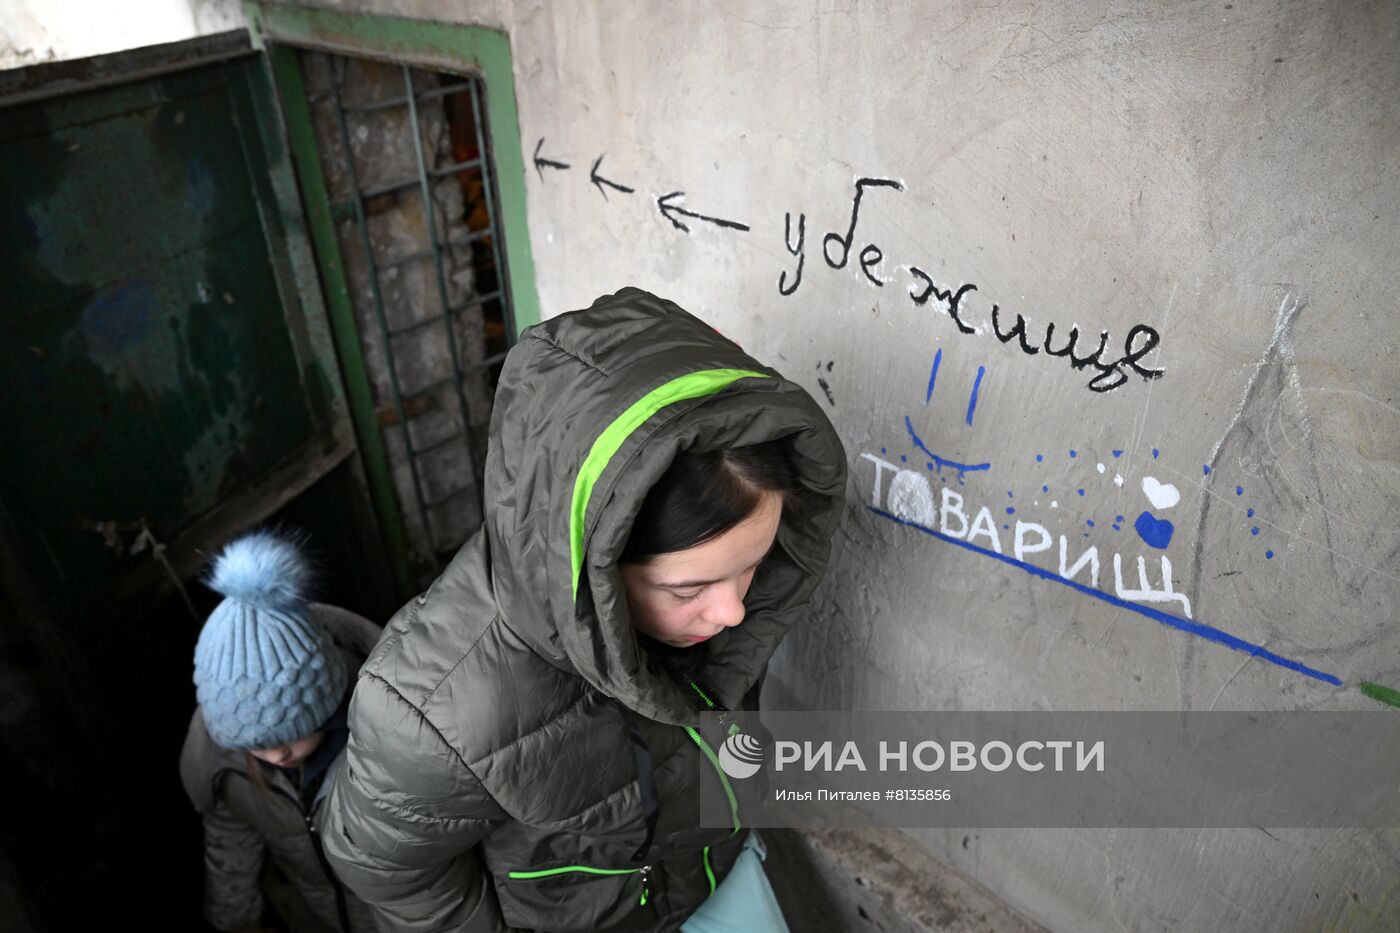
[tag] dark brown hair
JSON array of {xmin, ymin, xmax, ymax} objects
[{"xmin": 621, "ymin": 439, "xmax": 797, "ymax": 562}]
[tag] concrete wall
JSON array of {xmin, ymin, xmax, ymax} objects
[
  {"xmin": 367, "ymin": 3, "xmax": 1393, "ymax": 929},
  {"xmin": 14, "ymin": 1, "xmax": 1398, "ymax": 929},
  {"xmin": 0, "ymin": 0, "xmax": 244, "ymax": 70}
]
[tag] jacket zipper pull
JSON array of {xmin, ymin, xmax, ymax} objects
[{"xmin": 639, "ymin": 865, "xmax": 652, "ymax": 906}]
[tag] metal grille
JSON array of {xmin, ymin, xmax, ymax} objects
[{"xmin": 302, "ymin": 53, "xmax": 514, "ymax": 573}]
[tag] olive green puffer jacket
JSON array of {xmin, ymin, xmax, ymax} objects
[{"xmin": 321, "ymin": 288, "xmax": 846, "ymax": 932}]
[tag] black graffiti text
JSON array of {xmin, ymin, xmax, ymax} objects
[{"xmin": 824, "ymin": 176, "xmax": 904, "ymax": 286}]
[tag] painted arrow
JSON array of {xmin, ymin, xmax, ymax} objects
[
  {"xmin": 590, "ymin": 154, "xmax": 635, "ymax": 200},
  {"xmin": 656, "ymin": 191, "xmax": 751, "ymax": 235},
  {"xmin": 533, "ymin": 138, "xmax": 570, "ymax": 180}
]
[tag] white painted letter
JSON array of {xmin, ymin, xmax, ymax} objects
[
  {"xmin": 940, "ymin": 488, "xmax": 969, "ymax": 538},
  {"xmin": 880, "ymin": 741, "xmax": 907, "ymax": 772},
  {"xmin": 775, "ymin": 742, "xmax": 800, "ymax": 771},
  {"xmin": 1014, "ymin": 521, "xmax": 1052, "ymax": 563},
  {"xmin": 967, "ymin": 506, "xmax": 1003, "ymax": 554},
  {"xmin": 1113, "ymin": 554, "xmax": 1192, "ymax": 618},
  {"xmin": 950, "ymin": 741, "xmax": 977, "ymax": 771},
  {"xmin": 1077, "ymin": 740, "xmax": 1105, "ymax": 772},
  {"xmin": 860, "ymin": 453, "xmax": 899, "ymax": 509},
  {"xmin": 1016, "ymin": 741, "xmax": 1045, "ymax": 772},
  {"xmin": 1059, "ymin": 536, "xmax": 1100, "ymax": 588},
  {"xmin": 889, "ymin": 470, "xmax": 936, "ymax": 526}
]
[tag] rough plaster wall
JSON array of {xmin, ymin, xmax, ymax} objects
[
  {"xmin": 291, "ymin": 1, "xmax": 1400, "ymax": 929},
  {"xmin": 0, "ymin": 0, "xmax": 245, "ymax": 70},
  {"xmin": 59, "ymin": 0, "xmax": 1390, "ymax": 927}
]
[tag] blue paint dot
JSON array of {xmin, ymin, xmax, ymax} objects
[
  {"xmin": 1086, "ymin": 520, "xmax": 1095, "ymax": 527},
  {"xmin": 1152, "ymin": 448, "xmax": 1160, "ymax": 459},
  {"xmin": 1078, "ymin": 488, "xmax": 1085, "ymax": 496},
  {"xmin": 1042, "ymin": 485, "xmax": 1050, "ymax": 493},
  {"xmin": 1069, "ymin": 450, "xmax": 1078, "ymax": 458},
  {"xmin": 1112, "ymin": 526, "xmax": 1121, "ymax": 532},
  {"xmin": 1251, "ymin": 527, "xmax": 1260, "ymax": 536},
  {"xmin": 1236, "ymin": 486, "xmax": 1244, "ymax": 496},
  {"xmin": 1084, "ymin": 532, "xmax": 1090, "ymax": 538},
  {"xmin": 881, "ymin": 447, "xmax": 887, "ymax": 455},
  {"xmin": 1115, "ymin": 515, "xmax": 1124, "ymax": 523},
  {"xmin": 1112, "ymin": 450, "xmax": 1123, "ymax": 458},
  {"xmin": 1247, "ymin": 508, "xmax": 1255, "ymax": 518},
  {"xmin": 1265, "ymin": 550, "xmax": 1274, "ymax": 559},
  {"xmin": 927, "ymin": 462, "xmax": 934, "ymax": 471},
  {"xmin": 1134, "ymin": 511, "xmax": 1175, "ymax": 549},
  {"xmin": 1203, "ymin": 464, "xmax": 1211, "ymax": 475},
  {"xmin": 1003, "ymin": 524, "xmax": 1009, "ymax": 530},
  {"xmin": 1006, "ymin": 507, "xmax": 1015, "ymax": 515},
  {"xmin": 900, "ymin": 455, "xmax": 907, "ymax": 463},
  {"xmin": 1036, "ymin": 454, "xmax": 1044, "ymax": 462},
  {"xmin": 1007, "ymin": 491, "xmax": 1014, "ymax": 498}
]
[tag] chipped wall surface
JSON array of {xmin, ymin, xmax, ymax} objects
[
  {"xmin": 0, "ymin": 0, "xmax": 245, "ymax": 70},
  {"xmin": 273, "ymin": 1, "xmax": 1398, "ymax": 929}
]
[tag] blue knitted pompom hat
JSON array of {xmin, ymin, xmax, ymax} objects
[{"xmin": 193, "ymin": 532, "xmax": 346, "ymax": 750}]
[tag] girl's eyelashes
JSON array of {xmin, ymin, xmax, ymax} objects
[{"xmin": 671, "ymin": 588, "xmax": 703, "ymax": 603}]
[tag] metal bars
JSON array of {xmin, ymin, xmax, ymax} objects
[{"xmin": 319, "ymin": 54, "xmax": 514, "ymax": 561}]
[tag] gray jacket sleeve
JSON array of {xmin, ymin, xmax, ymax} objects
[
  {"xmin": 201, "ymin": 800, "xmax": 267, "ymax": 931},
  {"xmin": 321, "ymin": 671, "xmax": 510, "ymax": 932}
]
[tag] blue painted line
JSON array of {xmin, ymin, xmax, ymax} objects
[
  {"xmin": 904, "ymin": 415, "xmax": 991, "ymax": 476},
  {"xmin": 868, "ymin": 506, "xmax": 1342, "ymax": 686},
  {"xmin": 925, "ymin": 348, "xmax": 942, "ymax": 405},
  {"xmin": 965, "ymin": 365, "xmax": 986, "ymax": 426}
]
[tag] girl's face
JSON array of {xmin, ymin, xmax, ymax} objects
[
  {"xmin": 620, "ymin": 491, "xmax": 784, "ymax": 648},
  {"xmin": 249, "ymin": 731, "xmax": 324, "ymax": 769}
]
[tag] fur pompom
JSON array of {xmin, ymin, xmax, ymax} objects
[{"xmin": 206, "ymin": 531, "xmax": 309, "ymax": 609}]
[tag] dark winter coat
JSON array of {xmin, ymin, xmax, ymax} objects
[
  {"xmin": 180, "ymin": 603, "xmax": 382, "ymax": 933},
  {"xmin": 321, "ymin": 288, "xmax": 847, "ymax": 932}
]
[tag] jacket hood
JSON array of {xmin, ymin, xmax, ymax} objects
[{"xmin": 484, "ymin": 287, "xmax": 846, "ymax": 725}]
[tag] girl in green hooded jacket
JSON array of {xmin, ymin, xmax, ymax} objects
[{"xmin": 321, "ymin": 288, "xmax": 846, "ymax": 932}]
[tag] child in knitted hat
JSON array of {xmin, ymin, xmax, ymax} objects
[{"xmin": 178, "ymin": 531, "xmax": 382, "ymax": 933}]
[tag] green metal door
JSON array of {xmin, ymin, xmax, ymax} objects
[
  {"xmin": 0, "ymin": 33, "xmax": 384, "ymax": 621},
  {"xmin": 0, "ymin": 33, "xmax": 397, "ymax": 929}
]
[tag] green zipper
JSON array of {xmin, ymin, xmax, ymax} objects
[
  {"xmin": 690, "ymin": 680, "xmax": 716, "ymax": 708},
  {"xmin": 687, "ymin": 680, "xmax": 741, "ymax": 833},
  {"xmin": 505, "ymin": 681, "xmax": 734, "ymax": 907},
  {"xmin": 685, "ymin": 725, "xmax": 741, "ymax": 833},
  {"xmin": 507, "ymin": 866, "xmax": 639, "ymax": 879},
  {"xmin": 507, "ymin": 864, "xmax": 652, "ymax": 905}
]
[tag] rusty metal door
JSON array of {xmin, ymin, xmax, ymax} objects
[
  {"xmin": 0, "ymin": 32, "xmax": 373, "ymax": 617},
  {"xmin": 0, "ymin": 31, "xmax": 395, "ymax": 929}
]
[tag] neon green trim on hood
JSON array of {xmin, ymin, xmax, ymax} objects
[{"xmin": 569, "ymin": 368, "xmax": 771, "ymax": 599}]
